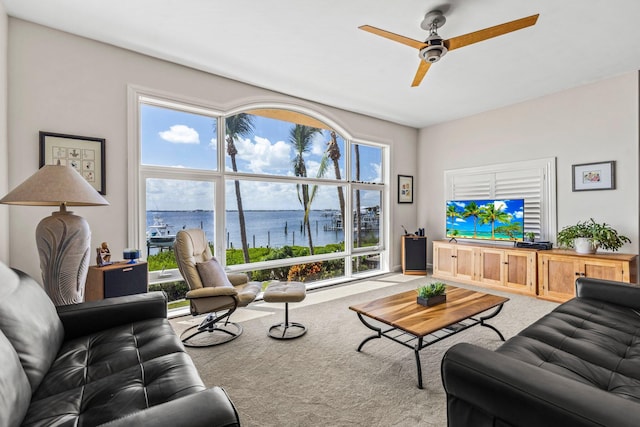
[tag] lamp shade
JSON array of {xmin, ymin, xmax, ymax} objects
[
  {"xmin": 0, "ymin": 164, "xmax": 108, "ymax": 207},
  {"xmin": 0, "ymin": 164, "xmax": 109, "ymax": 305}
]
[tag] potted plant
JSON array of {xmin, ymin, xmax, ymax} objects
[
  {"xmin": 556, "ymin": 218, "xmax": 631, "ymax": 254},
  {"xmin": 524, "ymin": 232, "xmax": 535, "ymax": 243},
  {"xmin": 417, "ymin": 282, "xmax": 447, "ymax": 307}
]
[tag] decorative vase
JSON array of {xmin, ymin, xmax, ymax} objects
[
  {"xmin": 574, "ymin": 237, "xmax": 597, "ymax": 254},
  {"xmin": 417, "ymin": 294, "xmax": 446, "ymax": 307}
]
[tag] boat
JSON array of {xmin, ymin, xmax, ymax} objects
[{"xmin": 146, "ymin": 216, "xmax": 176, "ymax": 250}]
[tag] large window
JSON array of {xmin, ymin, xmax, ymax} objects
[{"xmin": 132, "ymin": 91, "xmax": 388, "ymax": 305}]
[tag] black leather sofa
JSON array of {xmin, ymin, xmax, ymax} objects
[
  {"xmin": 0, "ymin": 262, "xmax": 240, "ymax": 426},
  {"xmin": 442, "ymin": 277, "xmax": 640, "ymax": 427}
]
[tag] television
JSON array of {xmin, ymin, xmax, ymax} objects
[{"xmin": 446, "ymin": 198, "xmax": 525, "ymax": 241}]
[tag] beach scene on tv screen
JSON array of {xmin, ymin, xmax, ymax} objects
[{"xmin": 446, "ymin": 199, "xmax": 524, "ymax": 241}]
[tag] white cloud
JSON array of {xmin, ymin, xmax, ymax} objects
[
  {"xmin": 146, "ymin": 178, "xmax": 213, "ymax": 210},
  {"xmin": 234, "ymin": 136, "xmax": 291, "ymax": 173},
  {"xmin": 159, "ymin": 125, "xmax": 200, "ymax": 144}
]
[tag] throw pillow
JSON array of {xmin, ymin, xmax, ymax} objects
[{"xmin": 196, "ymin": 258, "xmax": 233, "ymax": 288}]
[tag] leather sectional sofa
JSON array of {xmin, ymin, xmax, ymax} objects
[
  {"xmin": 442, "ymin": 277, "xmax": 640, "ymax": 426},
  {"xmin": 0, "ymin": 262, "xmax": 240, "ymax": 426}
]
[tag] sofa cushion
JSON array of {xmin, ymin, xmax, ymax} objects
[
  {"xmin": 23, "ymin": 317, "xmax": 206, "ymax": 426},
  {"xmin": 0, "ymin": 330, "xmax": 31, "ymax": 427},
  {"xmin": 496, "ymin": 297, "xmax": 640, "ymax": 402},
  {"xmin": 0, "ymin": 264, "xmax": 64, "ymax": 391}
]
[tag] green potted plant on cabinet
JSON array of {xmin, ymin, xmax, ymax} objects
[
  {"xmin": 556, "ymin": 218, "xmax": 631, "ymax": 254},
  {"xmin": 417, "ymin": 282, "xmax": 447, "ymax": 307},
  {"xmin": 524, "ymin": 232, "xmax": 535, "ymax": 242}
]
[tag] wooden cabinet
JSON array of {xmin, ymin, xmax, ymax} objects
[
  {"xmin": 433, "ymin": 240, "xmax": 537, "ymax": 296},
  {"xmin": 537, "ymin": 250, "xmax": 638, "ymax": 302},
  {"xmin": 85, "ymin": 261, "xmax": 148, "ymax": 302},
  {"xmin": 433, "ymin": 241, "xmax": 476, "ymax": 282},
  {"xmin": 402, "ymin": 235, "xmax": 427, "ymax": 275}
]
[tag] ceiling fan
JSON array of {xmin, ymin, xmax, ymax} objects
[{"xmin": 359, "ymin": 10, "xmax": 539, "ymax": 87}]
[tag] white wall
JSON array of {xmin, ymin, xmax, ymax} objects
[
  {"xmin": 7, "ymin": 18, "xmax": 418, "ymax": 280},
  {"xmin": 0, "ymin": 3, "xmax": 8, "ymax": 264},
  {"xmin": 418, "ymin": 72, "xmax": 639, "ymax": 265}
]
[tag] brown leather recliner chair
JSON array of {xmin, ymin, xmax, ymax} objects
[{"xmin": 174, "ymin": 228, "xmax": 261, "ymax": 347}]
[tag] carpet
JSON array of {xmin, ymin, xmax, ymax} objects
[{"xmin": 169, "ymin": 274, "xmax": 558, "ymax": 427}]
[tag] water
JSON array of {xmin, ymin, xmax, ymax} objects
[{"xmin": 146, "ymin": 210, "xmax": 357, "ymax": 251}]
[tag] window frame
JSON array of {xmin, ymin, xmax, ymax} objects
[{"xmin": 128, "ymin": 86, "xmax": 390, "ymax": 288}]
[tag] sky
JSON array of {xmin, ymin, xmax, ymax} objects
[{"xmin": 141, "ymin": 103, "xmax": 383, "ymax": 211}]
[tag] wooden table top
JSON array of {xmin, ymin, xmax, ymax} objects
[{"xmin": 349, "ymin": 286, "xmax": 509, "ymax": 337}]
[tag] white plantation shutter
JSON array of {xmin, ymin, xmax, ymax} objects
[{"xmin": 445, "ymin": 158, "xmax": 556, "ymax": 241}]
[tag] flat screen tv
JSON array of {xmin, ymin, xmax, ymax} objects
[{"xmin": 446, "ymin": 198, "xmax": 525, "ymax": 241}]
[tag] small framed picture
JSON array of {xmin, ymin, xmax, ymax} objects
[
  {"xmin": 39, "ymin": 131, "xmax": 106, "ymax": 194},
  {"xmin": 398, "ymin": 174, "xmax": 413, "ymax": 203},
  {"xmin": 572, "ymin": 161, "xmax": 615, "ymax": 192}
]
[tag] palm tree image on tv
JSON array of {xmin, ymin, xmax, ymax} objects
[
  {"xmin": 446, "ymin": 199, "xmax": 524, "ymax": 241},
  {"xmin": 462, "ymin": 201, "xmax": 481, "ymax": 238}
]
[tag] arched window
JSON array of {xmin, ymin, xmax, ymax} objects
[{"xmin": 131, "ymin": 90, "xmax": 388, "ymax": 310}]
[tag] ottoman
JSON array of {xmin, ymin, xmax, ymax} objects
[{"xmin": 263, "ymin": 281, "xmax": 307, "ymax": 339}]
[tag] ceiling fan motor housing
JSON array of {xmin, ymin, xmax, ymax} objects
[{"xmin": 419, "ymin": 33, "xmax": 448, "ymax": 63}]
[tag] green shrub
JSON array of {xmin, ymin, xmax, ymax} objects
[{"xmin": 149, "ymin": 280, "xmax": 189, "ymax": 302}]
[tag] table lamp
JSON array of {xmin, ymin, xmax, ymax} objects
[{"xmin": 0, "ymin": 164, "xmax": 109, "ymax": 305}]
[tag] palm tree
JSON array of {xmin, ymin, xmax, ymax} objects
[
  {"xmin": 354, "ymin": 144, "xmax": 361, "ymax": 247},
  {"xmin": 446, "ymin": 204, "xmax": 460, "ymax": 234},
  {"xmin": 478, "ymin": 203, "xmax": 512, "ymax": 239},
  {"xmin": 462, "ymin": 201, "xmax": 481, "ymax": 238},
  {"xmin": 327, "ymin": 131, "xmax": 345, "ymax": 222},
  {"xmin": 225, "ymin": 113, "xmax": 254, "ymax": 263},
  {"xmin": 290, "ymin": 124, "xmax": 322, "ymax": 254}
]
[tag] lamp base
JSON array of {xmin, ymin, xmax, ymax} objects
[{"xmin": 36, "ymin": 210, "xmax": 91, "ymax": 306}]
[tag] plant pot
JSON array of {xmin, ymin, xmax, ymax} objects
[
  {"xmin": 417, "ymin": 294, "xmax": 446, "ymax": 307},
  {"xmin": 574, "ymin": 237, "xmax": 597, "ymax": 254}
]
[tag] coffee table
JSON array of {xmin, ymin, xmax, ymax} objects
[{"xmin": 349, "ymin": 285, "xmax": 509, "ymax": 388}]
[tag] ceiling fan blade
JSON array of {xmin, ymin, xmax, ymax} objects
[
  {"xmin": 411, "ymin": 61, "xmax": 431, "ymax": 87},
  {"xmin": 445, "ymin": 14, "xmax": 539, "ymax": 51},
  {"xmin": 359, "ymin": 25, "xmax": 426, "ymax": 50}
]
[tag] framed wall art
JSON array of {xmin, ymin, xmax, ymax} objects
[
  {"xmin": 39, "ymin": 131, "xmax": 106, "ymax": 194},
  {"xmin": 572, "ymin": 161, "xmax": 615, "ymax": 192},
  {"xmin": 398, "ymin": 174, "xmax": 413, "ymax": 203}
]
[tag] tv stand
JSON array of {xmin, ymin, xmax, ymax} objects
[{"xmin": 432, "ymin": 240, "xmax": 537, "ymax": 296}]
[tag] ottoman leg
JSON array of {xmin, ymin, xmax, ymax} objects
[{"xmin": 268, "ymin": 302, "xmax": 307, "ymax": 340}]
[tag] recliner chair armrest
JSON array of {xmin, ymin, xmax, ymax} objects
[
  {"xmin": 100, "ymin": 387, "xmax": 240, "ymax": 427},
  {"xmin": 227, "ymin": 273, "xmax": 249, "ymax": 286},
  {"xmin": 57, "ymin": 292, "xmax": 168, "ymax": 340},
  {"xmin": 575, "ymin": 277, "xmax": 640, "ymax": 309},
  {"xmin": 441, "ymin": 343, "xmax": 637, "ymax": 427},
  {"xmin": 186, "ymin": 287, "xmax": 238, "ymax": 298}
]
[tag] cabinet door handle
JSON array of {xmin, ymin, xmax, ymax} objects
[{"xmin": 123, "ymin": 267, "xmax": 133, "ymax": 272}]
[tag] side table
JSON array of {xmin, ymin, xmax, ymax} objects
[{"xmin": 85, "ymin": 261, "xmax": 148, "ymax": 302}]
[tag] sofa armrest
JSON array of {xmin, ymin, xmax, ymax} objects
[
  {"xmin": 441, "ymin": 343, "xmax": 639, "ymax": 427},
  {"xmin": 100, "ymin": 387, "xmax": 240, "ymax": 427},
  {"xmin": 57, "ymin": 292, "xmax": 168, "ymax": 340},
  {"xmin": 575, "ymin": 277, "xmax": 640, "ymax": 309}
]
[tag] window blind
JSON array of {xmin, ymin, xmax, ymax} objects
[{"xmin": 445, "ymin": 158, "xmax": 556, "ymax": 241}]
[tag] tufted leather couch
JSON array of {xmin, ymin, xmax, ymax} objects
[
  {"xmin": 442, "ymin": 277, "xmax": 640, "ymax": 427},
  {"xmin": 0, "ymin": 262, "xmax": 241, "ymax": 426}
]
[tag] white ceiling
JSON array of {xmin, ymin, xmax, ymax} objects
[{"xmin": 4, "ymin": 0, "xmax": 640, "ymax": 128}]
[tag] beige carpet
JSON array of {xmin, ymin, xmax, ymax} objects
[{"xmin": 170, "ymin": 275, "xmax": 558, "ymax": 427}]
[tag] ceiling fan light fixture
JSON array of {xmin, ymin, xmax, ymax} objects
[{"xmin": 419, "ymin": 34, "xmax": 448, "ymax": 63}]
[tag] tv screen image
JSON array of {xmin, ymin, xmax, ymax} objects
[{"xmin": 446, "ymin": 199, "xmax": 525, "ymax": 241}]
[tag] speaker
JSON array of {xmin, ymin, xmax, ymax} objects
[{"xmin": 515, "ymin": 241, "xmax": 553, "ymax": 250}]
